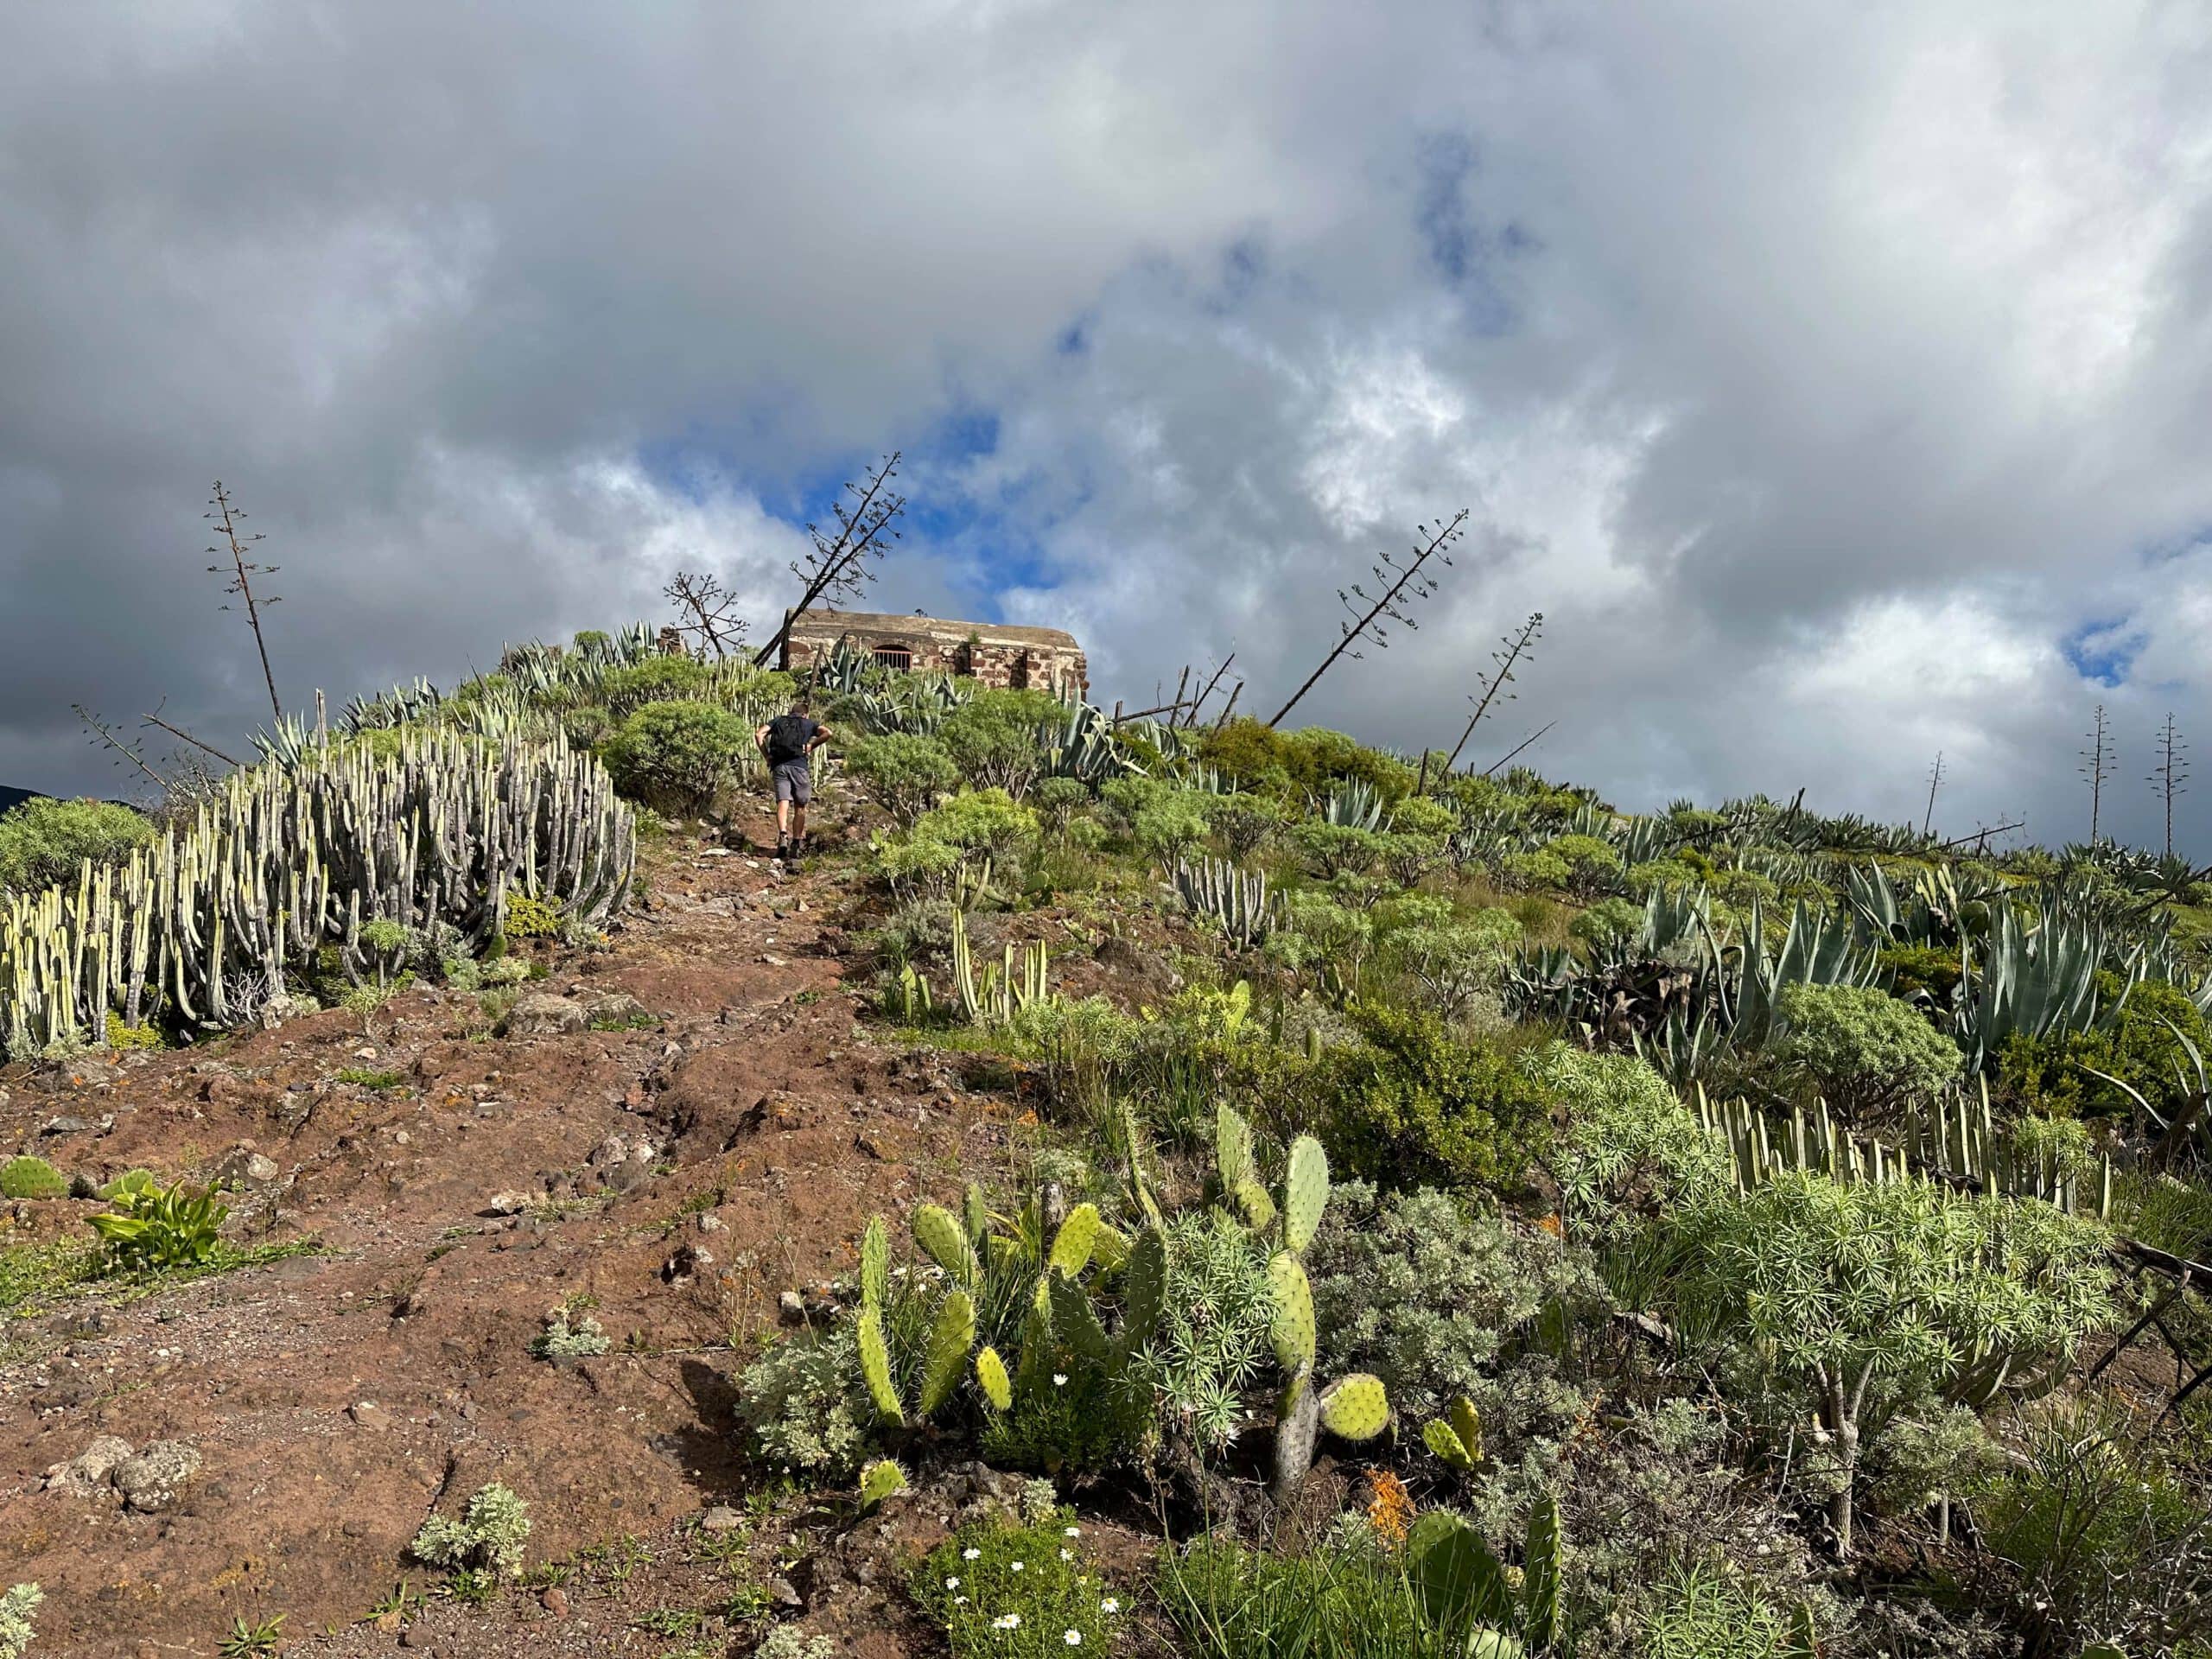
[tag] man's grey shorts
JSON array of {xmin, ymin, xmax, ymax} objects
[{"xmin": 772, "ymin": 759, "xmax": 813, "ymax": 805}]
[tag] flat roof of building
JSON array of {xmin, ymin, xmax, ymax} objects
[{"xmin": 784, "ymin": 607, "xmax": 1082, "ymax": 650}]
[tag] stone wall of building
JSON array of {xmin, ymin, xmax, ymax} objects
[{"xmin": 778, "ymin": 608, "xmax": 1089, "ymax": 698}]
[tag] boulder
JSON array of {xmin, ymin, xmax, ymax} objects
[
  {"xmin": 499, "ymin": 995, "xmax": 586, "ymax": 1038},
  {"xmin": 210, "ymin": 1146, "xmax": 281, "ymax": 1190},
  {"xmin": 45, "ymin": 1434, "xmax": 133, "ymax": 1496},
  {"xmin": 114, "ymin": 1440, "xmax": 200, "ymax": 1513}
]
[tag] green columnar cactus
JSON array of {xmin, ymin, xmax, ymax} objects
[
  {"xmin": 860, "ymin": 1215, "xmax": 890, "ymax": 1312},
  {"xmin": 1523, "ymin": 1492, "xmax": 1560, "ymax": 1649}
]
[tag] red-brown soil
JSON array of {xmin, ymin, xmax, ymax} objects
[{"xmin": 0, "ymin": 810, "xmax": 1129, "ymax": 1657}]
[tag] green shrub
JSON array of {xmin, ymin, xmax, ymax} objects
[
  {"xmin": 1568, "ymin": 896, "xmax": 1643, "ymax": 953},
  {"xmin": 1497, "ymin": 848, "xmax": 1570, "ymax": 893},
  {"xmin": 0, "ymin": 1585, "xmax": 40, "ymax": 1659},
  {"xmin": 105, "ymin": 1012, "xmax": 164, "ymax": 1052},
  {"xmin": 600, "ymin": 656, "xmax": 710, "ymax": 715},
  {"xmin": 1292, "ymin": 820, "xmax": 1384, "ymax": 878},
  {"xmin": 86, "ymin": 1173, "xmax": 227, "ymax": 1273},
  {"xmin": 1771, "ymin": 982, "xmax": 1961, "ymax": 1123},
  {"xmin": 1386, "ymin": 913, "xmax": 1522, "ymax": 1019},
  {"xmin": 735, "ymin": 1323, "xmax": 871, "ymax": 1480},
  {"xmin": 1134, "ymin": 791, "xmax": 1212, "ymax": 864},
  {"xmin": 938, "ymin": 688, "xmax": 1065, "ymax": 798},
  {"xmin": 846, "ymin": 734, "xmax": 960, "ymax": 826},
  {"xmin": 410, "ymin": 1482, "xmax": 532, "ymax": 1577},
  {"xmin": 1030, "ymin": 776, "xmax": 1092, "ymax": 838},
  {"xmin": 1635, "ymin": 1560, "xmax": 1802, "ymax": 1659},
  {"xmin": 1876, "ymin": 942, "xmax": 1961, "ymax": 1002},
  {"xmin": 1969, "ymin": 1400, "xmax": 2212, "ymax": 1651},
  {"xmin": 912, "ymin": 1510, "xmax": 1126, "ymax": 1656},
  {"xmin": 505, "ymin": 893, "xmax": 563, "ymax": 938},
  {"xmin": 1546, "ymin": 833, "xmax": 1622, "ymax": 896},
  {"xmin": 1309, "ymin": 1181, "xmax": 1605, "ymax": 1435},
  {"xmin": 600, "ymin": 699, "xmax": 750, "ymax": 812},
  {"xmin": 1209, "ymin": 795, "xmax": 1288, "ymax": 861},
  {"xmin": 1319, "ymin": 1004, "xmax": 1552, "ymax": 1192},
  {"xmin": 1530, "ymin": 1043, "xmax": 1737, "ymax": 1265},
  {"xmin": 1997, "ymin": 979, "xmax": 2212, "ymax": 1124},
  {"xmin": 0, "ymin": 1157, "xmax": 66, "ymax": 1200},
  {"xmin": 0, "ymin": 797, "xmax": 152, "ymax": 896},
  {"xmin": 912, "ymin": 789, "xmax": 1039, "ymax": 864},
  {"xmin": 1138, "ymin": 1211, "xmax": 1274, "ymax": 1452}
]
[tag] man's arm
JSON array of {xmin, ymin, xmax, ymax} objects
[
  {"xmin": 753, "ymin": 724, "xmax": 772, "ymax": 752},
  {"xmin": 806, "ymin": 721, "xmax": 833, "ymax": 753}
]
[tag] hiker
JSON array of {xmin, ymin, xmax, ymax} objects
[{"xmin": 756, "ymin": 696, "xmax": 831, "ymax": 864}]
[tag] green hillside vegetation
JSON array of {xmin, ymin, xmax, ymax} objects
[{"xmin": 3, "ymin": 622, "xmax": 2209, "ymax": 1656}]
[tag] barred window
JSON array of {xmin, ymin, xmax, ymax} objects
[{"xmin": 872, "ymin": 645, "xmax": 913, "ymax": 671}]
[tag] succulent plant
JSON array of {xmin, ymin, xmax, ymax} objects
[
  {"xmin": 1173, "ymin": 855, "xmax": 1279, "ymax": 949},
  {"xmin": 1422, "ymin": 1396, "xmax": 1484, "ymax": 1471},
  {"xmin": 856, "ymin": 1458, "xmax": 908, "ymax": 1510}
]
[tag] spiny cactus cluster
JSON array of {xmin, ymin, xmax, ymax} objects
[
  {"xmin": 1213, "ymin": 1103, "xmax": 1392, "ymax": 1502},
  {"xmin": 853, "ymin": 1184, "xmax": 1169, "ymax": 1456},
  {"xmin": 1173, "ymin": 854, "xmax": 1280, "ymax": 950},
  {"xmin": 0, "ymin": 729, "xmax": 634, "ymax": 1058},
  {"xmin": 950, "ymin": 911, "xmax": 1049, "ymax": 1026}
]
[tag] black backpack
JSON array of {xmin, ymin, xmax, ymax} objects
[{"xmin": 764, "ymin": 714, "xmax": 812, "ymax": 766}]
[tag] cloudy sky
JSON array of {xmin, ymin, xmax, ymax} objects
[{"xmin": 5, "ymin": 1, "xmax": 2210, "ymax": 851}]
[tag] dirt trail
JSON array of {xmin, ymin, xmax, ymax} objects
[{"xmin": 0, "ymin": 817, "xmax": 1006, "ymax": 1656}]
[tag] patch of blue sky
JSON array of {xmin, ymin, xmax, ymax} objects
[
  {"xmin": 2062, "ymin": 616, "xmax": 2143, "ymax": 688},
  {"xmin": 1414, "ymin": 129, "xmax": 1524, "ymax": 338}
]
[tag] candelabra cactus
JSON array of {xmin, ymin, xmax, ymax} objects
[
  {"xmin": 0, "ymin": 729, "xmax": 635, "ymax": 1059},
  {"xmin": 1173, "ymin": 855, "xmax": 1280, "ymax": 950}
]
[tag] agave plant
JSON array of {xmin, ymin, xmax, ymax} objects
[
  {"xmin": 1316, "ymin": 779, "xmax": 1392, "ymax": 833},
  {"xmin": 1955, "ymin": 904, "xmax": 2103, "ymax": 1075}
]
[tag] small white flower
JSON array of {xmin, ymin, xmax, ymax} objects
[
  {"xmin": 1065, "ymin": 1632, "xmax": 1083, "ymax": 1646},
  {"xmin": 1010, "ymin": 1560, "xmax": 1024, "ymax": 1572},
  {"xmin": 963, "ymin": 1547, "xmax": 982, "ymax": 1560},
  {"xmin": 993, "ymin": 1612, "xmax": 1021, "ymax": 1630},
  {"xmin": 1058, "ymin": 1548, "xmax": 1073, "ymax": 1560},
  {"xmin": 944, "ymin": 1576, "xmax": 961, "ymax": 1590},
  {"xmin": 1052, "ymin": 1372, "xmax": 1069, "ymax": 1387},
  {"xmin": 1100, "ymin": 1597, "xmax": 1120, "ymax": 1614},
  {"xmin": 955, "ymin": 1595, "xmax": 969, "ymax": 1606},
  {"xmin": 1064, "ymin": 1525, "xmax": 1080, "ymax": 1537}
]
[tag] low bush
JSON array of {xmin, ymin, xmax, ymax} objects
[
  {"xmin": 1140, "ymin": 1211, "xmax": 1274, "ymax": 1453},
  {"xmin": 1996, "ymin": 979, "xmax": 2212, "ymax": 1126},
  {"xmin": 846, "ymin": 734, "xmax": 959, "ymax": 826},
  {"xmin": 1319, "ymin": 1004, "xmax": 1552, "ymax": 1193},
  {"xmin": 600, "ymin": 699, "xmax": 750, "ymax": 812},
  {"xmin": 912, "ymin": 1510, "xmax": 1126, "ymax": 1657},
  {"xmin": 410, "ymin": 1482, "xmax": 532, "ymax": 1577},
  {"xmin": 938, "ymin": 688, "xmax": 1066, "ymax": 798},
  {"xmin": 1771, "ymin": 982, "xmax": 1961, "ymax": 1123},
  {"xmin": 735, "ymin": 1323, "xmax": 871, "ymax": 1480},
  {"xmin": 1308, "ymin": 1181, "xmax": 1605, "ymax": 1439},
  {"xmin": 87, "ymin": 1173, "xmax": 227, "ymax": 1273},
  {"xmin": 0, "ymin": 797, "xmax": 152, "ymax": 896}
]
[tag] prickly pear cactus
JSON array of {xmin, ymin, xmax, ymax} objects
[
  {"xmin": 913, "ymin": 1203, "xmax": 981, "ymax": 1288},
  {"xmin": 1046, "ymin": 1202, "xmax": 1102, "ymax": 1277},
  {"xmin": 976, "ymin": 1345, "xmax": 1013, "ymax": 1411},
  {"xmin": 857, "ymin": 1458, "xmax": 908, "ymax": 1509},
  {"xmin": 1282, "ymin": 1135, "xmax": 1329, "ymax": 1255},
  {"xmin": 1233, "ymin": 1179, "xmax": 1279, "ymax": 1232},
  {"xmin": 1217, "ymin": 1102, "xmax": 1255, "ymax": 1191},
  {"xmin": 1267, "ymin": 1252, "xmax": 1317, "ymax": 1374},
  {"xmin": 1119, "ymin": 1225, "xmax": 1168, "ymax": 1351},
  {"xmin": 963, "ymin": 1182, "xmax": 990, "ymax": 1249},
  {"xmin": 856, "ymin": 1306, "xmax": 904, "ymax": 1427},
  {"xmin": 1317, "ymin": 1374, "xmax": 1390, "ymax": 1440},
  {"xmin": 1424, "ymin": 1396, "xmax": 1483, "ymax": 1470},
  {"xmin": 918, "ymin": 1289, "xmax": 977, "ymax": 1416},
  {"xmin": 860, "ymin": 1215, "xmax": 890, "ymax": 1312}
]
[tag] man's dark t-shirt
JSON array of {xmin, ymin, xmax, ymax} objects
[{"xmin": 763, "ymin": 715, "xmax": 820, "ymax": 766}]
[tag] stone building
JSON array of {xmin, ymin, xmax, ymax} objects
[{"xmin": 778, "ymin": 608, "xmax": 1089, "ymax": 698}]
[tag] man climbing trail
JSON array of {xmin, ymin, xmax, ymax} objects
[{"xmin": 756, "ymin": 696, "xmax": 831, "ymax": 866}]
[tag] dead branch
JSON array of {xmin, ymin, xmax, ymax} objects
[
  {"xmin": 205, "ymin": 481, "xmax": 283, "ymax": 722},
  {"xmin": 1440, "ymin": 611, "xmax": 1542, "ymax": 773},
  {"xmin": 1268, "ymin": 510, "xmax": 1468, "ymax": 728},
  {"xmin": 751, "ymin": 452, "xmax": 907, "ymax": 669}
]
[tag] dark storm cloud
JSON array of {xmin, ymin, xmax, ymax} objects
[{"xmin": 3, "ymin": 1, "xmax": 2209, "ymax": 850}]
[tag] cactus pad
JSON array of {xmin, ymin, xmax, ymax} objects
[
  {"xmin": 1216, "ymin": 1102, "xmax": 1254, "ymax": 1190},
  {"xmin": 963, "ymin": 1182, "xmax": 990, "ymax": 1248},
  {"xmin": 1317, "ymin": 1373, "xmax": 1389, "ymax": 1441},
  {"xmin": 1047, "ymin": 1202, "xmax": 1102, "ymax": 1278},
  {"xmin": 1233, "ymin": 1179, "xmax": 1278, "ymax": 1233},
  {"xmin": 1048, "ymin": 1268, "xmax": 1111, "ymax": 1369},
  {"xmin": 1089, "ymin": 1222, "xmax": 1131, "ymax": 1275},
  {"xmin": 1282, "ymin": 1135, "xmax": 1330, "ymax": 1255},
  {"xmin": 913, "ymin": 1202, "xmax": 981, "ymax": 1288},
  {"xmin": 857, "ymin": 1458, "xmax": 908, "ymax": 1509},
  {"xmin": 860, "ymin": 1215, "xmax": 889, "ymax": 1312},
  {"xmin": 1120, "ymin": 1225, "xmax": 1168, "ymax": 1350},
  {"xmin": 1423, "ymin": 1419, "xmax": 1475, "ymax": 1469},
  {"xmin": 976, "ymin": 1345, "xmax": 1013, "ymax": 1411},
  {"xmin": 918, "ymin": 1289, "xmax": 976, "ymax": 1417},
  {"xmin": 856, "ymin": 1306, "xmax": 905, "ymax": 1427},
  {"xmin": 1266, "ymin": 1251, "xmax": 1317, "ymax": 1375}
]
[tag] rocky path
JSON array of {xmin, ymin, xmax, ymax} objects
[{"xmin": 0, "ymin": 821, "xmax": 1010, "ymax": 1657}]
